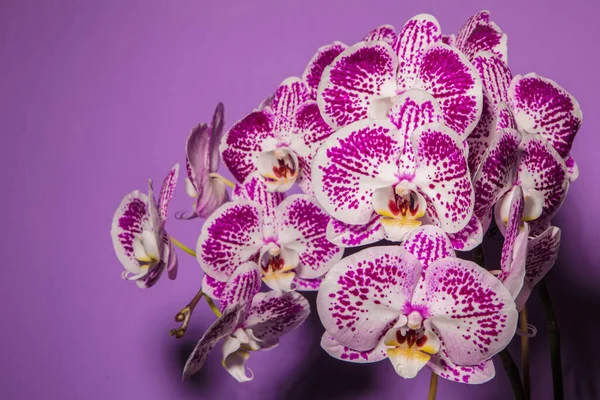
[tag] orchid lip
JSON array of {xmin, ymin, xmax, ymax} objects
[{"xmin": 256, "ymin": 147, "xmax": 299, "ymax": 190}]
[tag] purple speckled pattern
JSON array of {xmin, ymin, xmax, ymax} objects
[
  {"xmin": 293, "ymin": 275, "xmax": 324, "ymax": 291},
  {"xmin": 318, "ymin": 42, "xmax": 397, "ymax": 129},
  {"xmin": 219, "ymin": 262, "xmax": 262, "ymax": 311},
  {"xmin": 302, "ymin": 42, "xmax": 347, "ymax": 100},
  {"xmin": 412, "ymin": 258, "xmax": 517, "ymax": 365},
  {"xmin": 202, "ymin": 274, "xmax": 226, "ymax": 300},
  {"xmin": 363, "ymin": 24, "xmax": 397, "ymax": 44},
  {"xmin": 270, "ymin": 77, "xmax": 310, "ymax": 133},
  {"xmin": 326, "ymin": 213, "xmax": 385, "ymax": 247},
  {"xmin": 321, "ymin": 333, "xmax": 388, "ymax": 363},
  {"xmin": 232, "ymin": 172, "xmax": 285, "ymax": 229},
  {"xmin": 317, "ymin": 246, "xmax": 422, "ymax": 351},
  {"xmin": 508, "ymin": 73, "xmax": 582, "ymax": 158},
  {"xmin": 466, "ymin": 95, "xmax": 496, "ymax": 175},
  {"xmin": 447, "ymin": 214, "xmax": 483, "ymax": 251},
  {"xmin": 472, "ymin": 52, "xmax": 512, "ymax": 107},
  {"xmin": 455, "ymin": 10, "xmax": 507, "ymax": 61},
  {"xmin": 393, "ymin": 14, "xmax": 442, "ymax": 91},
  {"xmin": 496, "ymin": 102, "xmax": 518, "ymax": 130},
  {"xmin": 158, "ymin": 164, "xmax": 179, "ymax": 224},
  {"xmin": 112, "ymin": 192, "xmax": 150, "ymax": 268},
  {"xmin": 412, "ymin": 124, "xmax": 474, "ymax": 233},
  {"xmin": 402, "ymin": 225, "xmax": 456, "ymax": 271}
]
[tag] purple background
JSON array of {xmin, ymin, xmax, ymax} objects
[{"xmin": 2, "ymin": 0, "xmax": 599, "ymax": 399}]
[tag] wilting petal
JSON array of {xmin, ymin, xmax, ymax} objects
[
  {"xmin": 219, "ymin": 262, "xmax": 262, "ymax": 311},
  {"xmin": 166, "ymin": 239, "xmax": 178, "ymax": 280},
  {"xmin": 402, "ymin": 225, "xmax": 455, "ymax": 271},
  {"xmin": 447, "ymin": 215, "xmax": 483, "ymax": 251},
  {"xmin": 363, "ymin": 25, "xmax": 396, "ymax": 45},
  {"xmin": 318, "ymin": 41, "xmax": 398, "ymax": 129},
  {"xmin": 466, "ymin": 94, "xmax": 497, "ymax": 176},
  {"xmin": 276, "ymin": 195, "xmax": 344, "ymax": 279},
  {"xmin": 472, "ymin": 52, "xmax": 512, "ymax": 107},
  {"xmin": 321, "ymin": 333, "xmax": 388, "ymax": 363},
  {"xmin": 455, "ymin": 10, "xmax": 507, "ymax": 61},
  {"xmin": 245, "ymin": 291, "xmax": 310, "ymax": 349},
  {"xmin": 508, "ymin": 73, "xmax": 582, "ymax": 158},
  {"xmin": 317, "ymin": 246, "xmax": 421, "ymax": 351},
  {"xmin": 472, "ymin": 128, "xmax": 521, "ymax": 222},
  {"xmin": 393, "ymin": 14, "xmax": 442, "ymax": 91},
  {"xmin": 412, "ymin": 123, "xmax": 474, "ymax": 233},
  {"xmin": 202, "ymin": 274, "xmax": 226, "ymax": 300},
  {"xmin": 271, "ymin": 77, "xmax": 310, "ymax": 133},
  {"xmin": 327, "ymin": 213, "xmax": 385, "ymax": 247},
  {"xmin": 312, "ymin": 119, "xmax": 401, "ymax": 225},
  {"xmin": 222, "ymin": 338, "xmax": 253, "ymax": 383},
  {"xmin": 157, "ymin": 164, "xmax": 179, "ymax": 224},
  {"xmin": 303, "ymin": 42, "xmax": 347, "ymax": 100},
  {"xmin": 413, "ymin": 44, "xmax": 482, "ymax": 138},
  {"xmin": 221, "ymin": 110, "xmax": 275, "ymax": 183},
  {"xmin": 182, "ymin": 303, "xmax": 245, "ymax": 380},
  {"xmin": 197, "ymin": 201, "xmax": 264, "ymax": 282},
  {"xmin": 413, "ymin": 258, "xmax": 518, "ymax": 365}
]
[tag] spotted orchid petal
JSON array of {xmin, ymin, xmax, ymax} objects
[
  {"xmin": 402, "ymin": 225, "xmax": 455, "ymax": 272},
  {"xmin": 515, "ymin": 227, "xmax": 561, "ymax": 311},
  {"xmin": 412, "ymin": 123, "xmax": 474, "ymax": 234},
  {"xmin": 317, "ymin": 246, "xmax": 421, "ymax": 351},
  {"xmin": 244, "ymin": 291, "xmax": 310, "ymax": 349},
  {"xmin": 202, "ymin": 274, "xmax": 226, "ymax": 300},
  {"xmin": 472, "ymin": 52, "xmax": 512, "ymax": 107},
  {"xmin": 276, "ymin": 195, "xmax": 344, "ymax": 279},
  {"xmin": 293, "ymin": 275, "xmax": 324, "ymax": 291},
  {"xmin": 317, "ymin": 41, "xmax": 398, "ymax": 129},
  {"xmin": 158, "ymin": 164, "xmax": 179, "ymax": 224},
  {"xmin": 442, "ymin": 34, "xmax": 455, "ymax": 46},
  {"xmin": 271, "ymin": 77, "xmax": 310, "ymax": 133},
  {"xmin": 303, "ymin": 42, "xmax": 347, "ymax": 100},
  {"xmin": 321, "ymin": 333, "xmax": 388, "ymax": 363},
  {"xmin": 412, "ymin": 257, "xmax": 518, "ymax": 365},
  {"xmin": 219, "ymin": 261, "xmax": 262, "ymax": 311},
  {"xmin": 364, "ymin": 25, "xmax": 396, "ymax": 45},
  {"xmin": 496, "ymin": 102, "xmax": 517, "ymax": 131},
  {"xmin": 447, "ymin": 215, "xmax": 484, "ymax": 251},
  {"xmin": 466, "ymin": 94, "xmax": 497, "ymax": 176},
  {"xmin": 508, "ymin": 73, "xmax": 582, "ymax": 158},
  {"xmin": 312, "ymin": 119, "xmax": 401, "ymax": 225},
  {"xmin": 182, "ymin": 302, "xmax": 245, "ymax": 380},
  {"xmin": 326, "ymin": 213, "xmax": 385, "ymax": 248},
  {"xmin": 197, "ymin": 201, "xmax": 264, "ymax": 282},
  {"xmin": 233, "ymin": 172, "xmax": 284, "ymax": 236},
  {"xmin": 412, "ymin": 44, "xmax": 482, "ymax": 138},
  {"xmin": 455, "ymin": 10, "xmax": 507, "ymax": 61},
  {"xmin": 392, "ymin": 14, "xmax": 442, "ymax": 92},
  {"xmin": 220, "ymin": 110, "xmax": 274, "ymax": 183},
  {"xmin": 565, "ymin": 155, "xmax": 579, "ymax": 182}
]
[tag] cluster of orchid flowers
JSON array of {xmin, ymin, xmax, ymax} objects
[{"xmin": 111, "ymin": 10, "xmax": 581, "ymax": 394}]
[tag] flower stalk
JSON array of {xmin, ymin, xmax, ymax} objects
[
  {"xmin": 428, "ymin": 371, "xmax": 438, "ymax": 400},
  {"xmin": 539, "ymin": 279, "xmax": 563, "ymax": 400},
  {"xmin": 520, "ymin": 307, "xmax": 530, "ymax": 400},
  {"xmin": 170, "ymin": 236, "xmax": 196, "ymax": 257}
]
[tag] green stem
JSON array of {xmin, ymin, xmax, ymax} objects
[
  {"xmin": 428, "ymin": 371, "xmax": 438, "ymax": 400},
  {"xmin": 520, "ymin": 307, "xmax": 530, "ymax": 400},
  {"xmin": 539, "ymin": 279, "xmax": 564, "ymax": 400},
  {"xmin": 499, "ymin": 348, "xmax": 526, "ymax": 400},
  {"xmin": 170, "ymin": 236, "xmax": 196, "ymax": 257}
]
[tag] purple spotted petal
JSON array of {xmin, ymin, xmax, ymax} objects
[
  {"xmin": 472, "ymin": 52, "xmax": 512, "ymax": 107},
  {"xmin": 495, "ymin": 102, "xmax": 517, "ymax": 131},
  {"xmin": 413, "ymin": 257, "xmax": 518, "ymax": 365},
  {"xmin": 455, "ymin": 11, "xmax": 507, "ymax": 61},
  {"xmin": 220, "ymin": 110, "xmax": 275, "ymax": 183},
  {"xmin": 412, "ymin": 123, "xmax": 474, "ymax": 234},
  {"xmin": 413, "ymin": 44, "xmax": 482, "ymax": 138},
  {"xmin": 317, "ymin": 41, "xmax": 398, "ymax": 129},
  {"xmin": 466, "ymin": 94, "xmax": 497, "ymax": 176},
  {"xmin": 402, "ymin": 225, "xmax": 455, "ymax": 271},
  {"xmin": 447, "ymin": 214, "xmax": 484, "ymax": 251},
  {"xmin": 111, "ymin": 191, "xmax": 151, "ymax": 272},
  {"xmin": 219, "ymin": 261, "xmax": 262, "ymax": 311},
  {"xmin": 271, "ymin": 77, "xmax": 310, "ymax": 133},
  {"xmin": 363, "ymin": 25, "xmax": 396, "ymax": 45},
  {"xmin": 321, "ymin": 333, "xmax": 388, "ymax": 363},
  {"xmin": 473, "ymin": 128, "xmax": 521, "ymax": 222},
  {"xmin": 158, "ymin": 164, "xmax": 179, "ymax": 224},
  {"xmin": 565, "ymin": 155, "xmax": 579, "ymax": 182},
  {"xmin": 312, "ymin": 119, "xmax": 401, "ymax": 225},
  {"xmin": 202, "ymin": 274, "xmax": 226, "ymax": 300},
  {"xmin": 317, "ymin": 246, "xmax": 421, "ymax": 351},
  {"xmin": 326, "ymin": 213, "xmax": 385, "ymax": 248},
  {"xmin": 233, "ymin": 172, "xmax": 285, "ymax": 232},
  {"xmin": 276, "ymin": 195, "xmax": 343, "ymax": 279},
  {"xmin": 393, "ymin": 14, "xmax": 442, "ymax": 91},
  {"xmin": 508, "ymin": 74, "xmax": 582, "ymax": 158},
  {"xmin": 182, "ymin": 302, "xmax": 245, "ymax": 380},
  {"xmin": 303, "ymin": 42, "xmax": 347, "ymax": 100},
  {"xmin": 197, "ymin": 201, "xmax": 264, "ymax": 282},
  {"xmin": 442, "ymin": 34, "xmax": 455, "ymax": 46},
  {"xmin": 294, "ymin": 275, "xmax": 324, "ymax": 291},
  {"xmin": 244, "ymin": 291, "xmax": 310, "ymax": 349}
]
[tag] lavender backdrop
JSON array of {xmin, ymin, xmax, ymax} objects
[{"xmin": 1, "ymin": 0, "xmax": 599, "ymax": 399}]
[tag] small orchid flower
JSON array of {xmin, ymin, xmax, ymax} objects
[
  {"xmin": 318, "ymin": 227, "xmax": 517, "ymax": 383},
  {"xmin": 363, "ymin": 25, "xmax": 397, "ymax": 45},
  {"xmin": 111, "ymin": 165, "xmax": 179, "ymax": 288},
  {"xmin": 220, "ymin": 78, "xmax": 334, "ymax": 194},
  {"xmin": 318, "ymin": 13, "xmax": 482, "ymax": 139},
  {"xmin": 197, "ymin": 174, "xmax": 343, "ymax": 293},
  {"xmin": 182, "ymin": 103, "xmax": 230, "ymax": 219},
  {"xmin": 183, "ymin": 267, "xmax": 310, "ymax": 382}
]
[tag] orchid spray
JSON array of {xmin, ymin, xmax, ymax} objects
[{"xmin": 111, "ymin": 10, "xmax": 581, "ymax": 399}]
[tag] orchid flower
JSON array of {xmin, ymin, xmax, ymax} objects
[
  {"xmin": 197, "ymin": 174, "xmax": 343, "ymax": 293},
  {"xmin": 182, "ymin": 103, "xmax": 230, "ymax": 219},
  {"xmin": 183, "ymin": 263, "xmax": 310, "ymax": 382},
  {"xmin": 220, "ymin": 78, "xmax": 334, "ymax": 194},
  {"xmin": 318, "ymin": 226, "xmax": 517, "ymax": 383},
  {"xmin": 317, "ymin": 13, "xmax": 482, "ymax": 140},
  {"xmin": 111, "ymin": 165, "xmax": 179, "ymax": 288}
]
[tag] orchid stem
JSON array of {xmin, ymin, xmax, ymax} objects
[
  {"xmin": 170, "ymin": 236, "xmax": 196, "ymax": 257},
  {"xmin": 427, "ymin": 371, "xmax": 438, "ymax": 400},
  {"xmin": 204, "ymin": 294, "xmax": 222, "ymax": 317},
  {"xmin": 499, "ymin": 348, "xmax": 526, "ymax": 400},
  {"xmin": 170, "ymin": 290, "xmax": 222, "ymax": 338},
  {"xmin": 539, "ymin": 279, "xmax": 563, "ymax": 400},
  {"xmin": 520, "ymin": 307, "xmax": 530, "ymax": 400},
  {"xmin": 209, "ymin": 172, "xmax": 235, "ymax": 189}
]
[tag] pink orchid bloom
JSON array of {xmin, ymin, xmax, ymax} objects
[
  {"xmin": 183, "ymin": 263, "xmax": 309, "ymax": 382},
  {"xmin": 220, "ymin": 78, "xmax": 334, "ymax": 194},
  {"xmin": 197, "ymin": 174, "xmax": 343, "ymax": 293},
  {"xmin": 183, "ymin": 103, "xmax": 230, "ymax": 219},
  {"xmin": 318, "ymin": 226, "xmax": 517, "ymax": 383},
  {"xmin": 111, "ymin": 165, "xmax": 179, "ymax": 288}
]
